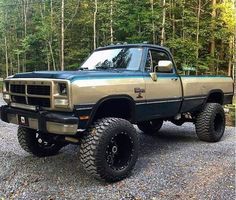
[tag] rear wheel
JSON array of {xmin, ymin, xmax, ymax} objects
[
  {"xmin": 195, "ymin": 103, "xmax": 225, "ymax": 142},
  {"xmin": 80, "ymin": 118, "xmax": 139, "ymax": 182},
  {"xmin": 137, "ymin": 119, "xmax": 163, "ymax": 135},
  {"xmin": 17, "ymin": 126, "xmax": 64, "ymax": 157}
]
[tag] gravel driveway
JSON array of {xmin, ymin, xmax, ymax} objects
[{"xmin": 0, "ymin": 96, "xmax": 235, "ymax": 200}]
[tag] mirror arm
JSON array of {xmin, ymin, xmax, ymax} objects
[
  {"xmin": 153, "ymin": 65, "xmax": 158, "ymax": 73},
  {"xmin": 150, "ymin": 72, "xmax": 157, "ymax": 81}
]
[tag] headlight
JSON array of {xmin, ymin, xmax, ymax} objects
[
  {"xmin": 54, "ymin": 98, "xmax": 69, "ymax": 107},
  {"xmin": 3, "ymin": 93, "xmax": 10, "ymax": 100},
  {"xmin": 3, "ymin": 81, "xmax": 9, "ymax": 92},
  {"xmin": 58, "ymin": 83, "xmax": 67, "ymax": 95},
  {"xmin": 54, "ymin": 81, "xmax": 70, "ymax": 108}
]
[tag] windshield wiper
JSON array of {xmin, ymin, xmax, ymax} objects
[
  {"xmin": 95, "ymin": 66, "xmax": 113, "ymax": 70},
  {"xmin": 78, "ymin": 67, "xmax": 89, "ymax": 71}
]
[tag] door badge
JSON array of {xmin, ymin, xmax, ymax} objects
[{"xmin": 134, "ymin": 88, "xmax": 145, "ymax": 99}]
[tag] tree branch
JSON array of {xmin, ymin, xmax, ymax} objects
[{"xmin": 65, "ymin": 0, "xmax": 80, "ymax": 31}]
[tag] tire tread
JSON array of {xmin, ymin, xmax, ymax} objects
[
  {"xmin": 196, "ymin": 103, "xmax": 225, "ymax": 142},
  {"xmin": 80, "ymin": 117, "xmax": 138, "ymax": 182}
]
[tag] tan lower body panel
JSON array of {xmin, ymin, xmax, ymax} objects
[{"xmin": 6, "ymin": 113, "xmax": 77, "ymax": 135}]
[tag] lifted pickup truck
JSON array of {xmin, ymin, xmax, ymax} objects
[{"xmin": 1, "ymin": 44, "xmax": 234, "ymax": 182}]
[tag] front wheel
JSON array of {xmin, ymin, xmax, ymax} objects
[
  {"xmin": 80, "ymin": 118, "xmax": 139, "ymax": 182},
  {"xmin": 17, "ymin": 126, "xmax": 64, "ymax": 157},
  {"xmin": 195, "ymin": 103, "xmax": 225, "ymax": 142}
]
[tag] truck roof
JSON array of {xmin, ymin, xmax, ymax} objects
[{"xmin": 96, "ymin": 43, "xmax": 170, "ymax": 52}]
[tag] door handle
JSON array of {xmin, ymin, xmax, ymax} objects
[{"xmin": 171, "ymin": 77, "xmax": 178, "ymax": 81}]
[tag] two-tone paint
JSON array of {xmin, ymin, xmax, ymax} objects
[{"xmin": 1, "ymin": 44, "xmax": 234, "ymax": 133}]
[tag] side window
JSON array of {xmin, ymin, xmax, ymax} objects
[{"xmin": 145, "ymin": 50, "xmax": 171, "ymax": 72}]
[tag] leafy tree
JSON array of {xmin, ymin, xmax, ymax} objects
[{"xmin": 0, "ymin": 0, "xmax": 234, "ymax": 77}]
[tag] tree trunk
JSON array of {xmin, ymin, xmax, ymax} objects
[
  {"xmin": 160, "ymin": 0, "xmax": 166, "ymax": 46},
  {"xmin": 94, "ymin": 0, "xmax": 98, "ymax": 49},
  {"xmin": 228, "ymin": 36, "xmax": 233, "ymax": 76},
  {"xmin": 210, "ymin": 0, "xmax": 216, "ymax": 73},
  {"xmin": 23, "ymin": 0, "xmax": 29, "ymax": 72},
  {"xmin": 216, "ymin": 55, "xmax": 219, "ymax": 75},
  {"xmin": 138, "ymin": 14, "xmax": 141, "ymax": 37},
  {"xmin": 182, "ymin": 0, "xmax": 185, "ymax": 40},
  {"xmin": 40, "ymin": 0, "xmax": 44, "ymax": 19},
  {"xmin": 23, "ymin": 0, "xmax": 28, "ymax": 38},
  {"xmin": 233, "ymin": 4, "xmax": 236, "ymax": 80},
  {"xmin": 50, "ymin": 0, "xmax": 53, "ymax": 29},
  {"xmin": 196, "ymin": 0, "xmax": 201, "ymax": 75},
  {"xmin": 61, "ymin": 0, "xmax": 65, "ymax": 71},
  {"xmin": 17, "ymin": 53, "xmax": 20, "ymax": 73},
  {"xmin": 49, "ymin": 41, "xmax": 56, "ymax": 71},
  {"xmin": 50, "ymin": 0, "xmax": 56, "ymax": 71},
  {"xmin": 10, "ymin": 58, "xmax": 13, "ymax": 75},
  {"xmin": 47, "ymin": 53, "xmax": 50, "ymax": 71},
  {"xmin": 40, "ymin": 1, "xmax": 51, "ymax": 71},
  {"xmin": 233, "ymin": 33, "xmax": 235, "ymax": 80},
  {"xmin": 172, "ymin": 0, "xmax": 176, "ymax": 39},
  {"xmin": 110, "ymin": 0, "xmax": 114, "ymax": 44},
  {"xmin": 4, "ymin": 36, "xmax": 9, "ymax": 77},
  {"xmin": 150, "ymin": 0, "xmax": 155, "ymax": 44}
]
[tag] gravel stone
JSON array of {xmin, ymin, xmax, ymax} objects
[{"xmin": 0, "ymin": 95, "xmax": 235, "ymax": 199}]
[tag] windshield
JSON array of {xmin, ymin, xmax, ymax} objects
[{"xmin": 80, "ymin": 48, "xmax": 143, "ymax": 71}]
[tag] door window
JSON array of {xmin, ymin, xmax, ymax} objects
[{"xmin": 145, "ymin": 50, "xmax": 171, "ymax": 72}]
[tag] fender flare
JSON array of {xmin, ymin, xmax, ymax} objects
[
  {"xmin": 203, "ymin": 89, "xmax": 224, "ymax": 105},
  {"xmin": 87, "ymin": 95, "xmax": 136, "ymax": 126}
]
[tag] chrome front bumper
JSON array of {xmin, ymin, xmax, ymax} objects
[{"xmin": 0, "ymin": 106, "xmax": 79, "ymax": 135}]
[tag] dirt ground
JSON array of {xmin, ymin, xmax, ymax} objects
[{"xmin": 0, "ymin": 96, "xmax": 235, "ymax": 200}]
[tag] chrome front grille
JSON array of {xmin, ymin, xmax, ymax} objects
[
  {"xmin": 9, "ymin": 81, "xmax": 51, "ymax": 108},
  {"xmin": 3, "ymin": 79, "xmax": 72, "ymax": 111},
  {"xmin": 11, "ymin": 95, "xmax": 26, "ymax": 104},
  {"xmin": 27, "ymin": 85, "xmax": 50, "ymax": 96},
  {"xmin": 10, "ymin": 84, "xmax": 25, "ymax": 94},
  {"xmin": 28, "ymin": 97, "xmax": 51, "ymax": 107}
]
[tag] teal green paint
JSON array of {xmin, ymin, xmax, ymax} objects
[
  {"xmin": 71, "ymin": 74, "xmax": 231, "ymax": 82},
  {"xmin": 71, "ymin": 76, "xmax": 145, "ymax": 82},
  {"xmin": 180, "ymin": 75, "xmax": 231, "ymax": 78},
  {"xmin": 71, "ymin": 75, "xmax": 179, "ymax": 82}
]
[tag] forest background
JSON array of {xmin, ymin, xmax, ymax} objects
[{"xmin": 0, "ymin": 0, "xmax": 235, "ymax": 77}]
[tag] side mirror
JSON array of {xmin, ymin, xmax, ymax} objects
[{"xmin": 156, "ymin": 60, "xmax": 173, "ymax": 73}]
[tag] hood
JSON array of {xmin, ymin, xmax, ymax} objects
[{"xmin": 12, "ymin": 70, "xmax": 144, "ymax": 82}]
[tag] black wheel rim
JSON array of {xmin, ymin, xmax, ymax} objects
[
  {"xmin": 36, "ymin": 132, "xmax": 56, "ymax": 149},
  {"xmin": 106, "ymin": 132, "xmax": 134, "ymax": 170},
  {"xmin": 214, "ymin": 113, "xmax": 224, "ymax": 135},
  {"xmin": 149, "ymin": 120, "xmax": 155, "ymax": 128}
]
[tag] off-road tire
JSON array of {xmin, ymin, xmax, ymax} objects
[
  {"xmin": 196, "ymin": 103, "xmax": 225, "ymax": 142},
  {"xmin": 80, "ymin": 118, "xmax": 139, "ymax": 182},
  {"xmin": 137, "ymin": 119, "xmax": 163, "ymax": 135},
  {"xmin": 17, "ymin": 126, "xmax": 64, "ymax": 157}
]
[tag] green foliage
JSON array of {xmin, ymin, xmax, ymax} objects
[
  {"xmin": 0, "ymin": 0, "xmax": 235, "ymax": 77},
  {"xmin": 166, "ymin": 38, "xmax": 197, "ymax": 65}
]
